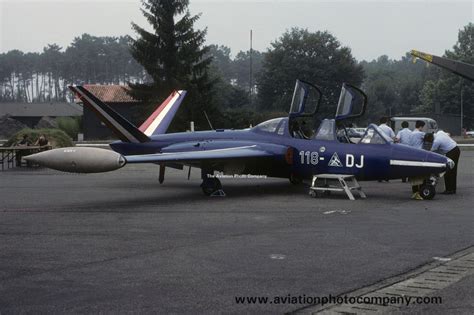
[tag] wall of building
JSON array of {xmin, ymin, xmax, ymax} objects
[
  {"xmin": 83, "ymin": 103, "xmax": 142, "ymax": 140},
  {"xmin": 12, "ymin": 117, "xmax": 42, "ymax": 128}
]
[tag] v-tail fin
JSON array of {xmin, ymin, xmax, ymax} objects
[
  {"xmin": 69, "ymin": 85, "xmax": 150, "ymax": 143},
  {"xmin": 139, "ymin": 90, "xmax": 187, "ymax": 136}
]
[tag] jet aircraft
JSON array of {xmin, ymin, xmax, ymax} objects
[{"xmin": 26, "ymin": 80, "xmax": 454, "ymax": 199}]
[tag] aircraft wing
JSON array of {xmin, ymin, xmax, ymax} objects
[
  {"xmin": 411, "ymin": 50, "xmax": 474, "ymax": 81},
  {"xmin": 125, "ymin": 144, "xmax": 287, "ymax": 164}
]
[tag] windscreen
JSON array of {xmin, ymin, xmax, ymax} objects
[
  {"xmin": 360, "ymin": 124, "xmax": 392, "ymax": 144},
  {"xmin": 255, "ymin": 118, "xmax": 284, "ymax": 133},
  {"xmin": 314, "ymin": 119, "xmax": 336, "ymax": 141}
]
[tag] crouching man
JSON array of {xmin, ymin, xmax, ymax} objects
[{"xmin": 424, "ymin": 131, "xmax": 460, "ymax": 195}]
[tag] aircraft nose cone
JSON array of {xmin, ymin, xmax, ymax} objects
[
  {"xmin": 118, "ymin": 155, "xmax": 126, "ymax": 167},
  {"xmin": 23, "ymin": 151, "xmax": 48, "ymax": 164}
]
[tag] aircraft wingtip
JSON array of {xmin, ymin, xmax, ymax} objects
[{"xmin": 410, "ymin": 50, "xmax": 433, "ymax": 62}]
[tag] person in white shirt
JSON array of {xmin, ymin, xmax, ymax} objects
[
  {"xmin": 395, "ymin": 121, "xmax": 413, "ymax": 183},
  {"xmin": 396, "ymin": 121, "xmax": 412, "ymax": 145},
  {"xmin": 409, "ymin": 120, "xmax": 425, "ymax": 149},
  {"xmin": 376, "ymin": 117, "xmax": 394, "ymax": 182},
  {"xmin": 407, "ymin": 120, "xmax": 426, "ymax": 199},
  {"xmin": 424, "ymin": 131, "xmax": 460, "ymax": 194},
  {"xmin": 378, "ymin": 117, "xmax": 395, "ymax": 140}
]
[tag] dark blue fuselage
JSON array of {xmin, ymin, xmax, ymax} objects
[{"xmin": 109, "ymin": 118, "xmax": 449, "ymax": 181}]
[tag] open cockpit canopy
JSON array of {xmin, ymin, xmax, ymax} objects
[
  {"xmin": 288, "ymin": 80, "xmax": 322, "ymax": 118},
  {"xmin": 335, "ymin": 83, "xmax": 367, "ymax": 121}
]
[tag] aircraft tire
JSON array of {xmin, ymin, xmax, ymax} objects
[
  {"xmin": 419, "ymin": 184, "xmax": 436, "ymax": 200},
  {"xmin": 202, "ymin": 186, "xmax": 214, "ymax": 196},
  {"xmin": 201, "ymin": 178, "xmax": 222, "ymax": 196}
]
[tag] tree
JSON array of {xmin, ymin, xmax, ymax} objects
[
  {"xmin": 42, "ymin": 44, "xmax": 63, "ymax": 101},
  {"xmin": 419, "ymin": 23, "xmax": 474, "ymax": 129},
  {"xmin": 64, "ymin": 34, "xmax": 144, "ymax": 87},
  {"xmin": 0, "ymin": 34, "xmax": 143, "ymax": 103},
  {"xmin": 206, "ymin": 45, "xmax": 251, "ymax": 109},
  {"xmin": 359, "ymin": 53, "xmax": 430, "ymax": 122},
  {"xmin": 233, "ymin": 49, "xmax": 264, "ymax": 91},
  {"xmin": 3, "ymin": 50, "xmax": 25, "ymax": 102},
  {"xmin": 129, "ymin": 0, "xmax": 215, "ymax": 130},
  {"xmin": 208, "ymin": 44, "xmax": 233, "ymax": 82},
  {"xmin": 257, "ymin": 28, "xmax": 364, "ymax": 115}
]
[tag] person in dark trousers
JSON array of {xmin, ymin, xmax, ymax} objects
[{"xmin": 424, "ymin": 131, "xmax": 460, "ymax": 194}]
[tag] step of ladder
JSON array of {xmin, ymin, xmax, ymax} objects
[{"xmin": 309, "ymin": 174, "xmax": 366, "ymax": 200}]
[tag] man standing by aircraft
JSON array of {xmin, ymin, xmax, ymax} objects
[
  {"xmin": 407, "ymin": 120, "xmax": 426, "ymax": 200},
  {"xmin": 396, "ymin": 121, "xmax": 412, "ymax": 183},
  {"xmin": 409, "ymin": 120, "xmax": 425, "ymax": 149},
  {"xmin": 425, "ymin": 131, "xmax": 460, "ymax": 194},
  {"xmin": 377, "ymin": 117, "xmax": 395, "ymax": 182},
  {"xmin": 378, "ymin": 117, "xmax": 395, "ymax": 140},
  {"xmin": 395, "ymin": 121, "xmax": 412, "ymax": 145}
]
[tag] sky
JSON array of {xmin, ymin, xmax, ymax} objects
[{"xmin": 0, "ymin": 0, "xmax": 472, "ymax": 61}]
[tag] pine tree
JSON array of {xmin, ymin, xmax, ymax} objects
[{"xmin": 129, "ymin": 0, "xmax": 215, "ymax": 131}]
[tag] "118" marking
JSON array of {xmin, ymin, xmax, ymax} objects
[{"xmin": 299, "ymin": 151, "xmax": 319, "ymax": 165}]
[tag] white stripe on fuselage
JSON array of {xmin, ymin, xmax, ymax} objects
[
  {"xmin": 390, "ymin": 160, "xmax": 445, "ymax": 168},
  {"xmin": 124, "ymin": 145, "xmax": 259, "ymax": 160},
  {"xmin": 159, "ymin": 145, "xmax": 257, "ymax": 155},
  {"xmin": 144, "ymin": 92, "xmax": 182, "ymax": 136}
]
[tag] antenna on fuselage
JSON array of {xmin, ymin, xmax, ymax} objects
[{"xmin": 203, "ymin": 111, "xmax": 214, "ymax": 130}]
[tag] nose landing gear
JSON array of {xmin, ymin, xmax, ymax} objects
[
  {"xmin": 419, "ymin": 183, "xmax": 436, "ymax": 200},
  {"xmin": 412, "ymin": 175, "xmax": 439, "ymax": 200}
]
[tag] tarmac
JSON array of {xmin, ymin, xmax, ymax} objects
[{"xmin": 0, "ymin": 150, "xmax": 473, "ymax": 314}]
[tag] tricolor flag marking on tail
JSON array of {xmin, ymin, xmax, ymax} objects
[
  {"xmin": 139, "ymin": 90, "xmax": 187, "ymax": 136},
  {"xmin": 70, "ymin": 86, "xmax": 149, "ymax": 143}
]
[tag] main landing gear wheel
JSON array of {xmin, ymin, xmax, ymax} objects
[
  {"xmin": 419, "ymin": 184, "xmax": 436, "ymax": 200},
  {"xmin": 201, "ymin": 178, "xmax": 224, "ymax": 196}
]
